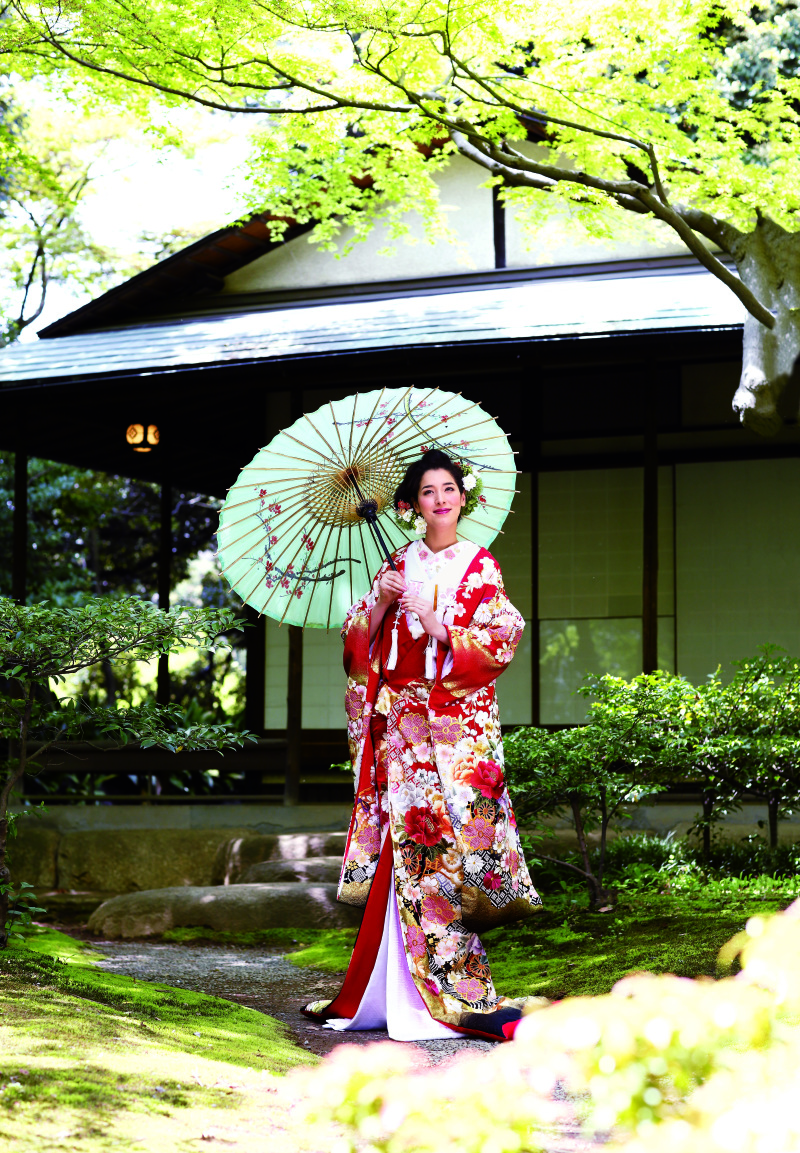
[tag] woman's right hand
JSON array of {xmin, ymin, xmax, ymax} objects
[{"xmin": 376, "ymin": 569, "xmax": 406, "ymax": 607}]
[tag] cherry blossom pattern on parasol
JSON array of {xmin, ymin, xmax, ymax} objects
[{"xmin": 216, "ymin": 385, "xmax": 518, "ymax": 629}]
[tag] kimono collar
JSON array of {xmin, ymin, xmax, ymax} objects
[
  {"xmin": 406, "ymin": 538, "xmax": 480, "ymax": 591},
  {"xmin": 401, "ymin": 538, "xmax": 481, "ymax": 646}
]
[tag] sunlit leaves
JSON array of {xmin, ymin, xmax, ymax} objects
[
  {"xmin": 4, "ymin": 0, "xmax": 800, "ymax": 252},
  {"xmin": 297, "ymin": 905, "xmax": 800, "ymax": 1153}
]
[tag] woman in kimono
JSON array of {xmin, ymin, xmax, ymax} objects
[{"xmin": 304, "ymin": 449, "xmax": 542, "ymax": 1041}]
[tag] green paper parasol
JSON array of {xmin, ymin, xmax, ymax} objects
[{"xmin": 217, "ymin": 386, "xmax": 517, "ymax": 629}]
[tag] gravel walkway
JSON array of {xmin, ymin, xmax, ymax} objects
[{"xmin": 88, "ymin": 936, "xmax": 495, "ymax": 1062}]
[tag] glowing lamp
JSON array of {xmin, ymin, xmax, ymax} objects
[{"xmin": 126, "ymin": 423, "xmax": 160, "ymax": 452}]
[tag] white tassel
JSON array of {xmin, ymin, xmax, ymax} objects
[
  {"xmin": 386, "ymin": 611, "xmax": 399, "ymax": 670},
  {"xmin": 425, "ymin": 637, "xmax": 437, "ymax": 681}
]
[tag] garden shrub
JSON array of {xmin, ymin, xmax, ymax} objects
[
  {"xmin": 505, "ymin": 648, "xmax": 800, "ymax": 909},
  {"xmin": 297, "ymin": 902, "xmax": 800, "ymax": 1153},
  {"xmin": 0, "ymin": 595, "xmax": 254, "ymax": 946}
]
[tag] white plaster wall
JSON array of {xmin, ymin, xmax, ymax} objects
[
  {"xmin": 223, "ymin": 154, "xmax": 494, "ymax": 294},
  {"xmin": 224, "ymin": 146, "xmax": 696, "ymax": 295}
]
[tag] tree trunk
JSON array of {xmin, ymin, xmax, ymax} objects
[
  {"xmin": 0, "ymin": 689, "xmax": 32, "ymax": 949},
  {"xmin": 730, "ymin": 219, "xmax": 800, "ymax": 437},
  {"xmin": 0, "ymin": 814, "xmax": 10, "ymax": 950},
  {"xmin": 568, "ymin": 794, "xmax": 616, "ymax": 910},
  {"xmin": 768, "ymin": 789, "xmax": 780, "ymax": 850},
  {"xmin": 702, "ymin": 790, "xmax": 714, "ymax": 860}
]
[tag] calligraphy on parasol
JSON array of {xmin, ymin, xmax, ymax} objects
[{"xmin": 216, "ymin": 386, "xmax": 517, "ymax": 629}]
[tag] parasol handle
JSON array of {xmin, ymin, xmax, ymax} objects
[{"xmin": 352, "ymin": 480, "xmax": 398, "ymax": 572}]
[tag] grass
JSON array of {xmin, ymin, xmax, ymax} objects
[
  {"xmin": 483, "ymin": 885, "xmax": 798, "ymax": 1000},
  {"xmin": 162, "ymin": 875, "xmax": 800, "ymax": 1001},
  {"xmin": 0, "ymin": 927, "xmax": 321, "ymax": 1152},
  {"xmin": 162, "ymin": 924, "xmax": 359, "ymax": 972}
]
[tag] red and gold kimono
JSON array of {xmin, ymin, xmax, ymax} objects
[{"xmin": 306, "ymin": 539, "xmax": 542, "ymax": 1040}]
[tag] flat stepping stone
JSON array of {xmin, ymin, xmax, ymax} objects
[
  {"xmin": 212, "ymin": 832, "xmax": 348, "ymax": 884},
  {"xmin": 239, "ymin": 856, "xmax": 342, "ymax": 884},
  {"xmin": 88, "ymin": 882, "xmax": 362, "ymax": 939}
]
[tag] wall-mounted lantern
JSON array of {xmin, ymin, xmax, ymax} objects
[{"xmin": 126, "ymin": 423, "xmax": 160, "ymax": 452}]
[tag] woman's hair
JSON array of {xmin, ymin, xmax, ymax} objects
[{"xmin": 393, "ymin": 449, "xmax": 465, "ymax": 511}]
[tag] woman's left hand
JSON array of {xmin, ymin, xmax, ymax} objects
[{"xmin": 400, "ymin": 594, "xmax": 448, "ymax": 643}]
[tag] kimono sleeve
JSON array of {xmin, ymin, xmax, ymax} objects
[
  {"xmin": 441, "ymin": 555, "xmax": 524, "ymax": 699},
  {"xmin": 341, "ymin": 559, "xmax": 389, "ymax": 682}
]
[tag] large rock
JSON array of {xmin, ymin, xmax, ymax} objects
[
  {"xmin": 240, "ymin": 856, "xmax": 342, "ymax": 884},
  {"xmin": 88, "ymin": 882, "xmax": 362, "ymax": 939},
  {"xmin": 211, "ymin": 832, "xmax": 348, "ymax": 885},
  {"xmin": 58, "ymin": 828, "xmax": 253, "ymax": 892}
]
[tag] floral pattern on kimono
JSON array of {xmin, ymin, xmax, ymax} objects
[{"xmin": 338, "ymin": 541, "xmax": 542, "ymax": 1027}]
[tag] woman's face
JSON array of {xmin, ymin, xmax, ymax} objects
[{"xmin": 414, "ymin": 468, "xmax": 466, "ymax": 529}]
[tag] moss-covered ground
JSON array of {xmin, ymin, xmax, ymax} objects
[
  {"xmin": 484, "ymin": 885, "xmax": 797, "ymax": 1000},
  {"xmin": 6, "ymin": 839, "xmax": 798, "ymax": 1150},
  {"xmin": 0, "ymin": 927, "xmax": 323, "ymax": 1152},
  {"xmin": 163, "ymin": 878, "xmax": 800, "ymax": 1000},
  {"xmin": 162, "ymin": 924, "xmax": 360, "ymax": 972}
]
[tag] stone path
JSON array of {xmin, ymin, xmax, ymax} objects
[
  {"xmin": 87, "ymin": 935, "xmax": 496, "ymax": 1062},
  {"xmin": 55, "ymin": 929, "xmax": 594, "ymax": 1150}
]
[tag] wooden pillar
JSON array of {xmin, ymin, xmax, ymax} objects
[
  {"xmin": 244, "ymin": 393, "xmax": 274, "ymax": 735},
  {"xmin": 285, "ymin": 625, "xmax": 303, "ymax": 806},
  {"xmin": 529, "ymin": 439, "xmax": 540, "ymax": 727},
  {"xmin": 156, "ymin": 478, "xmax": 171, "ymax": 705},
  {"xmin": 642, "ymin": 384, "xmax": 659, "ymax": 674},
  {"xmin": 284, "ymin": 387, "xmax": 304, "ymax": 805},
  {"xmin": 243, "ymin": 609, "xmax": 266, "ymax": 734},
  {"xmin": 12, "ymin": 448, "xmax": 27, "ymax": 604},
  {"xmin": 492, "ymin": 186, "xmax": 506, "ymax": 270},
  {"xmin": 522, "ymin": 375, "xmax": 542, "ymax": 727}
]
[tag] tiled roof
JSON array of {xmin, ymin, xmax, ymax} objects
[
  {"xmin": 38, "ymin": 215, "xmax": 314, "ymax": 339},
  {"xmin": 0, "ymin": 267, "xmax": 744, "ymax": 385}
]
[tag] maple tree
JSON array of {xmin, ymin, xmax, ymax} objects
[{"xmin": 4, "ymin": 1, "xmax": 800, "ymax": 431}]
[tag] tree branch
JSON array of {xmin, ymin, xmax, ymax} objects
[
  {"xmin": 637, "ymin": 188, "xmax": 774, "ymax": 329},
  {"xmin": 671, "ymin": 205, "xmax": 743, "ymax": 253},
  {"xmin": 538, "ymin": 853, "xmax": 593, "ymax": 880},
  {"xmin": 449, "ymin": 128, "xmax": 555, "ymax": 191}
]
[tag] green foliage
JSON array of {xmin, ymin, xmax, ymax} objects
[
  {"xmin": 505, "ymin": 670, "xmax": 682, "ymax": 907},
  {"xmin": 297, "ymin": 903, "xmax": 800, "ymax": 1153},
  {"xmin": 0, "ymin": 454, "xmax": 221, "ymax": 605},
  {"xmin": 611, "ymin": 828, "xmax": 800, "ymax": 879},
  {"xmin": 505, "ymin": 648, "xmax": 800, "ymax": 908},
  {"xmin": 4, "ymin": 1, "xmax": 800, "ymax": 326},
  {"xmin": 0, "ymin": 454, "xmax": 247, "ymax": 759},
  {"xmin": 0, "ymin": 595, "xmax": 237, "ymax": 690},
  {"xmin": 0, "ymin": 94, "xmax": 183, "ymax": 342},
  {"xmin": 0, "ymin": 594, "xmax": 254, "ymax": 946},
  {"xmin": 0, "ymin": 85, "xmax": 220, "ymax": 343},
  {"xmin": 676, "ymin": 645, "xmax": 800, "ymax": 845},
  {"xmin": 1, "ymin": 880, "xmax": 46, "ymax": 941},
  {"xmin": 0, "ymin": 595, "xmax": 252, "ymax": 767}
]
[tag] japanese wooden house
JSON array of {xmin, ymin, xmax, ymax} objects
[{"xmin": 2, "ymin": 156, "xmax": 798, "ymax": 799}]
